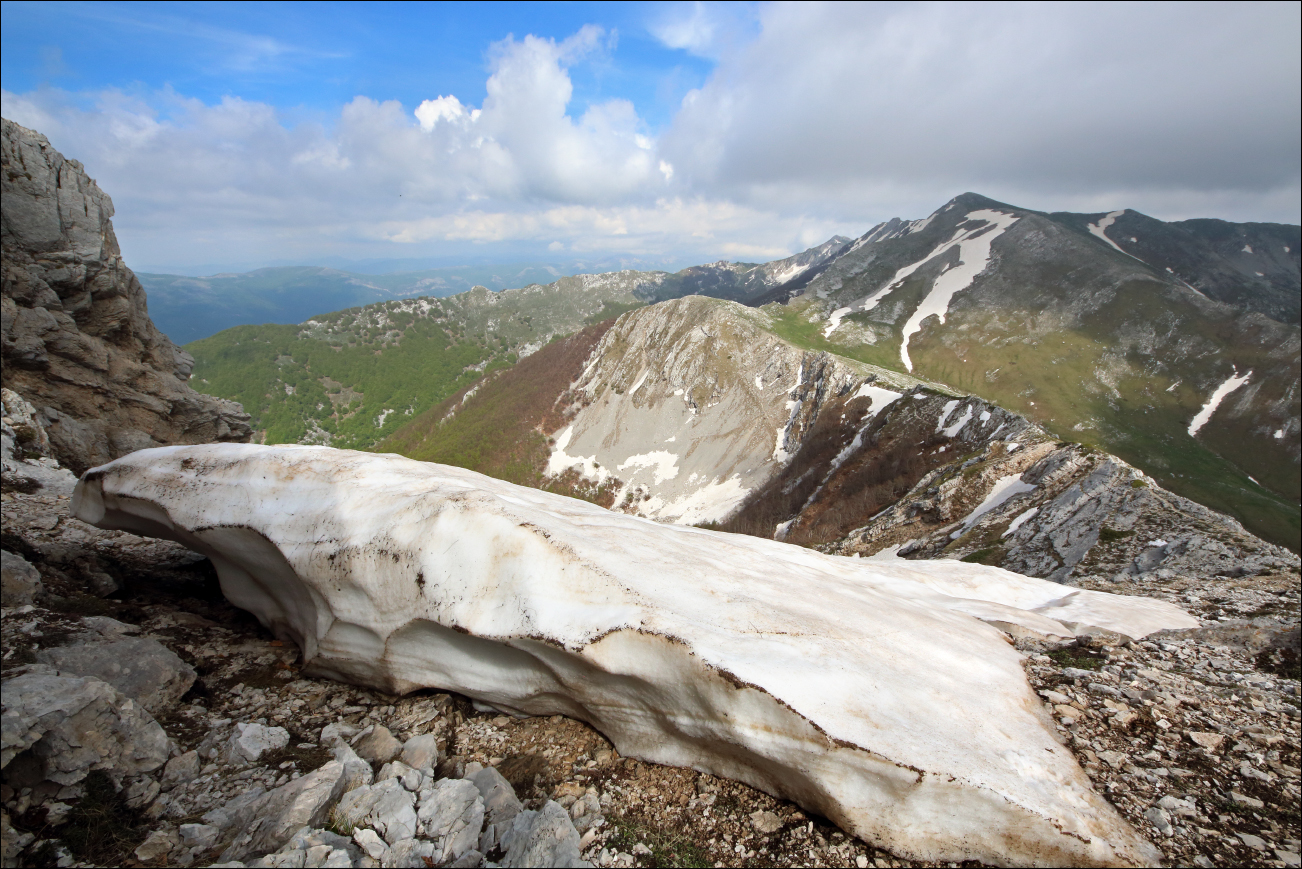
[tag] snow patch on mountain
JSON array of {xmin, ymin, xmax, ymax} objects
[
  {"xmin": 950, "ymin": 474, "xmax": 1037, "ymax": 539},
  {"xmin": 1188, "ymin": 369, "xmax": 1252, "ymax": 437},
  {"xmin": 899, "ymin": 210, "xmax": 1019, "ymax": 372}
]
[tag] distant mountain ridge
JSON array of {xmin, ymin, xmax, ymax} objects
[{"xmin": 187, "ymin": 191, "xmax": 1300, "ymax": 549}]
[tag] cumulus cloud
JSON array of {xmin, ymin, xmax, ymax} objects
[
  {"xmin": 663, "ymin": 2, "xmax": 1301, "ymax": 222},
  {"xmin": 2, "ymin": 3, "xmax": 1297, "ymax": 272}
]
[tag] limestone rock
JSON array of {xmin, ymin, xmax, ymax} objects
[
  {"xmin": 1, "ymin": 548, "xmax": 42, "ymax": 607},
  {"xmin": 35, "ymin": 633, "xmax": 196, "ymax": 714},
  {"xmin": 399, "ymin": 733, "xmax": 440, "ymax": 772},
  {"xmin": 218, "ymin": 759, "xmax": 351, "ymax": 861},
  {"xmin": 1, "ymin": 118, "xmax": 251, "ymax": 474},
  {"xmin": 499, "ymin": 801, "xmax": 591, "ymax": 869},
  {"xmin": 0, "ymin": 672, "xmax": 170, "ymax": 785},
  {"xmin": 417, "ymin": 778, "xmax": 484, "ymax": 863},
  {"xmin": 71, "ymin": 444, "xmax": 1188, "ymax": 866},
  {"xmin": 226, "ymin": 722, "xmax": 291, "ymax": 765},
  {"xmin": 352, "ymin": 724, "xmax": 402, "ymax": 765}
]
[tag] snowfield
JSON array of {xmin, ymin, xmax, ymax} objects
[{"xmin": 74, "ymin": 444, "xmax": 1194, "ymax": 867}]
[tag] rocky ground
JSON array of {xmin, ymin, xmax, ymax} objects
[{"xmin": 2, "ymin": 446, "xmax": 1299, "ymax": 869}]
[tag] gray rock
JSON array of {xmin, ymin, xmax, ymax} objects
[
  {"xmin": 180, "ymin": 822, "xmax": 221, "ymax": 851},
  {"xmin": 1, "ymin": 549, "xmax": 42, "ymax": 606},
  {"xmin": 35, "ymin": 634, "xmax": 196, "ymax": 714},
  {"xmin": 499, "ymin": 800, "xmax": 592, "ymax": 869},
  {"xmin": 330, "ymin": 739, "xmax": 374, "ymax": 793},
  {"xmin": 135, "ymin": 828, "xmax": 180, "ymax": 862},
  {"xmin": 468, "ymin": 766, "xmax": 523, "ymax": 855},
  {"xmin": 163, "ymin": 749, "xmax": 201, "ymax": 789},
  {"xmin": 1, "ymin": 119, "xmax": 252, "ymax": 475},
  {"xmin": 335, "ymin": 779, "xmax": 418, "ymax": 845},
  {"xmin": 353, "ymin": 827, "xmax": 385, "ymax": 859},
  {"xmin": 219, "ymin": 760, "xmax": 351, "ymax": 862},
  {"xmin": 352, "ymin": 724, "xmax": 402, "ymax": 765},
  {"xmin": 203, "ymin": 786, "xmax": 267, "ymax": 830},
  {"xmin": 0, "ymin": 672, "xmax": 170, "ymax": 784},
  {"xmin": 418, "ymin": 778, "xmax": 484, "ymax": 864},
  {"xmin": 227, "ymin": 722, "xmax": 291, "ymax": 764},
  {"xmin": 399, "ymin": 733, "xmax": 439, "ymax": 771}
]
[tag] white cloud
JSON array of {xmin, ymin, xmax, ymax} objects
[{"xmin": 2, "ymin": 4, "xmax": 1297, "ymax": 274}]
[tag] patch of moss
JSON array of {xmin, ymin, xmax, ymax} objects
[
  {"xmin": 1048, "ymin": 648, "xmax": 1104, "ymax": 670},
  {"xmin": 960, "ymin": 547, "xmax": 1003, "ymax": 565},
  {"xmin": 1098, "ymin": 527, "xmax": 1134, "ymax": 544}
]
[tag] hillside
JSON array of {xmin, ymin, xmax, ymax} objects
[
  {"xmin": 140, "ymin": 261, "xmax": 648, "ymax": 344},
  {"xmin": 186, "ymin": 242, "xmax": 849, "ymax": 449},
  {"xmin": 786, "ymin": 194, "xmax": 1300, "ymax": 547},
  {"xmin": 382, "ymin": 295, "xmax": 1299, "ymax": 580}
]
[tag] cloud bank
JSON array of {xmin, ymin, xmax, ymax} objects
[{"xmin": 3, "ymin": 1, "xmax": 1298, "ymax": 273}]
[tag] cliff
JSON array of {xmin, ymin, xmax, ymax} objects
[{"xmin": 1, "ymin": 118, "xmax": 250, "ymax": 473}]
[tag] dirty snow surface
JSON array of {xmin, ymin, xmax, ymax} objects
[
  {"xmin": 75, "ymin": 444, "xmax": 1197, "ymax": 867},
  {"xmin": 1188, "ymin": 369, "xmax": 1252, "ymax": 436}
]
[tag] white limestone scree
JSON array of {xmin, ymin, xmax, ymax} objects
[{"xmin": 71, "ymin": 444, "xmax": 1194, "ymax": 867}]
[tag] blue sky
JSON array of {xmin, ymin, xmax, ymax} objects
[
  {"xmin": 2, "ymin": 1, "xmax": 1298, "ymax": 274},
  {"xmin": 2, "ymin": 2, "xmax": 725, "ymax": 132}
]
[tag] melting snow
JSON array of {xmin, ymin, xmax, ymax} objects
[
  {"xmin": 754, "ymin": 374, "xmax": 764, "ymax": 390},
  {"xmin": 979, "ymin": 410, "xmax": 992, "ymax": 423},
  {"xmin": 941, "ymin": 405, "xmax": 974, "ymax": 438},
  {"xmin": 1148, "ymin": 539, "xmax": 1169, "ymax": 548},
  {"xmin": 899, "ymin": 210, "xmax": 1020, "ymax": 371},
  {"xmin": 618, "ymin": 451, "xmax": 681, "ymax": 485},
  {"xmin": 546, "ymin": 425, "xmax": 607, "ymax": 482},
  {"xmin": 1187, "ymin": 369, "xmax": 1252, "ymax": 436},
  {"xmin": 951, "ymin": 474, "xmax": 1037, "ymax": 539},
  {"xmin": 1002, "ymin": 507, "xmax": 1039, "ymax": 538},
  {"xmin": 853, "ymin": 384, "xmax": 904, "ymax": 415},
  {"xmin": 629, "ymin": 370, "xmax": 650, "ymax": 395},
  {"xmin": 823, "ymin": 306, "xmax": 853, "ymax": 338},
  {"xmin": 1165, "ymin": 380, "xmax": 1181, "ymax": 392},
  {"xmin": 1087, "ymin": 211, "xmax": 1128, "ymax": 254},
  {"xmin": 936, "ymin": 400, "xmax": 961, "ymax": 431},
  {"xmin": 1242, "ymin": 244, "xmax": 1253, "ymax": 254},
  {"xmin": 1274, "ymin": 429, "xmax": 1285, "ymax": 439}
]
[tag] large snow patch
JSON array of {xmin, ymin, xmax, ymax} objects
[{"xmin": 73, "ymin": 445, "xmax": 1178, "ymax": 867}]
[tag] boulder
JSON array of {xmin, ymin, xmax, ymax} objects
[
  {"xmin": 1, "ymin": 549, "xmax": 42, "ymax": 607},
  {"xmin": 0, "ymin": 672, "xmax": 170, "ymax": 785},
  {"xmin": 498, "ymin": 801, "xmax": 591, "ymax": 869},
  {"xmin": 399, "ymin": 733, "xmax": 440, "ymax": 771},
  {"xmin": 226, "ymin": 722, "xmax": 291, "ymax": 765},
  {"xmin": 416, "ymin": 778, "xmax": 484, "ymax": 864},
  {"xmin": 35, "ymin": 633, "xmax": 196, "ymax": 713},
  {"xmin": 73, "ymin": 444, "xmax": 1180, "ymax": 866},
  {"xmin": 334, "ymin": 779, "xmax": 418, "ymax": 845},
  {"xmin": 218, "ymin": 759, "xmax": 351, "ymax": 861},
  {"xmin": 352, "ymin": 723, "xmax": 402, "ymax": 764}
]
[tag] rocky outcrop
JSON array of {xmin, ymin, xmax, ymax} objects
[
  {"xmin": 1, "ymin": 118, "xmax": 251, "ymax": 473},
  {"xmin": 67, "ymin": 444, "xmax": 1214, "ymax": 865},
  {"xmin": 825, "ymin": 426, "xmax": 1301, "ymax": 585}
]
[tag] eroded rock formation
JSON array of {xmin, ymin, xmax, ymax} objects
[
  {"xmin": 1, "ymin": 118, "xmax": 250, "ymax": 473},
  {"xmin": 69, "ymin": 443, "xmax": 1208, "ymax": 866}
]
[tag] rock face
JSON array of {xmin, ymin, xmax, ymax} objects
[
  {"xmin": 543, "ymin": 296, "xmax": 927, "ymax": 524},
  {"xmin": 0, "ymin": 671, "xmax": 171, "ymax": 785},
  {"xmin": 69, "ymin": 444, "xmax": 1209, "ymax": 866},
  {"xmin": 1, "ymin": 118, "xmax": 251, "ymax": 473}
]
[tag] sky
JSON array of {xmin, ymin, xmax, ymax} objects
[{"xmin": 2, "ymin": 0, "xmax": 1299, "ymax": 275}]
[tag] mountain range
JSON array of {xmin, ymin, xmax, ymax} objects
[{"xmin": 186, "ymin": 194, "xmax": 1300, "ymax": 550}]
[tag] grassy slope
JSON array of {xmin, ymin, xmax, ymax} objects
[
  {"xmin": 187, "ymin": 319, "xmax": 497, "ymax": 447},
  {"xmin": 379, "ymin": 321, "xmax": 616, "ymax": 496},
  {"xmin": 187, "ymin": 279, "xmax": 650, "ymax": 449}
]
